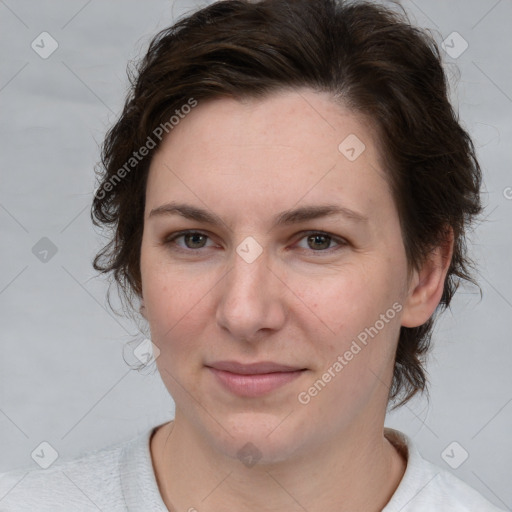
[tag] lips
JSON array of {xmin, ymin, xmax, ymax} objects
[
  {"xmin": 207, "ymin": 360, "xmax": 305, "ymax": 374},
  {"xmin": 206, "ymin": 360, "xmax": 307, "ymax": 397}
]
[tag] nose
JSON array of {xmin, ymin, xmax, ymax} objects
[{"xmin": 215, "ymin": 243, "xmax": 287, "ymax": 343}]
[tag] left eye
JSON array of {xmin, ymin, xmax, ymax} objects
[
  {"xmin": 294, "ymin": 231, "xmax": 346, "ymax": 252},
  {"xmin": 164, "ymin": 230, "xmax": 346, "ymax": 253}
]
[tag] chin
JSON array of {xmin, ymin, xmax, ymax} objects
[{"xmin": 202, "ymin": 410, "xmax": 311, "ymax": 466}]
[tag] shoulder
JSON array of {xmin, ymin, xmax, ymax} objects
[
  {"xmin": 0, "ymin": 427, "xmax": 153, "ymax": 512},
  {"xmin": 383, "ymin": 428, "xmax": 506, "ymax": 512}
]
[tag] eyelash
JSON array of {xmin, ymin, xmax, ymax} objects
[{"xmin": 163, "ymin": 230, "xmax": 347, "ymax": 256}]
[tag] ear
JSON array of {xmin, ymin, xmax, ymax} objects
[
  {"xmin": 139, "ymin": 298, "xmax": 147, "ymax": 320},
  {"xmin": 401, "ymin": 227, "xmax": 454, "ymax": 328}
]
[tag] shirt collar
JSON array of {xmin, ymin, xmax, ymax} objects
[{"xmin": 120, "ymin": 423, "xmax": 170, "ymax": 511}]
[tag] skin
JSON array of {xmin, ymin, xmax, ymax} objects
[{"xmin": 139, "ymin": 88, "xmax": 453, "ymax": 512}]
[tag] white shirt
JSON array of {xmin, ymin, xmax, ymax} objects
[{"xmin": 0, "ymin": 424, "xmax": 505, "ymax": 511}]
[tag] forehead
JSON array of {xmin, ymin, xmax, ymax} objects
[
  {"xmin": 145, "ymin": 88, "xmax": 391, "ymax": 224},
  {"xmin": 151, "ymin": 88, "xmax": 382, "ymax": 164}
]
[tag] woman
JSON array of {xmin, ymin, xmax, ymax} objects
[{"xmin": 0, "ymin": 0, "xmax": 505, "ymax": 510}]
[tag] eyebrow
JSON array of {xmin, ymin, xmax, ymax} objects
[{"xmin": 149, "ymin": 201, "xmax": 368, "ymax": 229}]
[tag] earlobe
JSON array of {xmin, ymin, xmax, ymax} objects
[
  {"xmin": 400, "ymin": 227, "xmax": 454, "ymax": 328},
  {"xmin": 139, "ymin": 298, "xmax": 147, "ymax": 320}
]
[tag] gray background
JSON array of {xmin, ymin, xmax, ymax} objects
[{"xmin": 0, "ymin": 0, "xmax": 511, "ymax": 509}]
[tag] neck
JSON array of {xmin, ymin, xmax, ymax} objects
[{"xmin": 151, "ymin": 415, "xmax": 407, "ymax": 512}]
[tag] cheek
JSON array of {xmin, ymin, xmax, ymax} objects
[
  {"xmin": 295, "ymin": 262, "xmax": 387, "ymax": 338},
  {"xmin": 145, "ymin": 284, "xmax": 208, "ymax": 340},
  {"xmin": 142, "ymin": 267, "xmax": 212, "ymax": 397},
  {"xmin": 296, "ymin": 261, "xmax": 404, "ymax": 388},
  {"xmin": 140, "ymin": 253, "xmax": 214, "ymax": 362},
  {"xmin": 141, "ymin": 239, "xmax": 207, "ymax": 325}
]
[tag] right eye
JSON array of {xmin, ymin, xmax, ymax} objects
[{"xmin": 163, "ymin": 230, "xmax": 216, "ymax": 252}]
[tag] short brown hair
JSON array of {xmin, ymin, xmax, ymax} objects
[{"xmin": 91, "ymin": 0, "xmax": 482, "ymax": 407}]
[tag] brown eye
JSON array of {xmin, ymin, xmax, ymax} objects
[
  {"xmin": 164, "ymin": 231, "xmax": 213, "ymax": 251},
  {"xmin": 307, "ymin": 233, "xmax": 331, "ymax": 250},
  {"xmin": 294, "ymin": 231, "xmax": 347, "ymax": 254},
  {"xmin": 182, "ymin": 232, "xmax": 208, "ymax": 249}
]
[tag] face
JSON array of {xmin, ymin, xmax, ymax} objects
[{"xmin": 140, "ymin": 88, "xmax": 413, "ymax": 463}]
